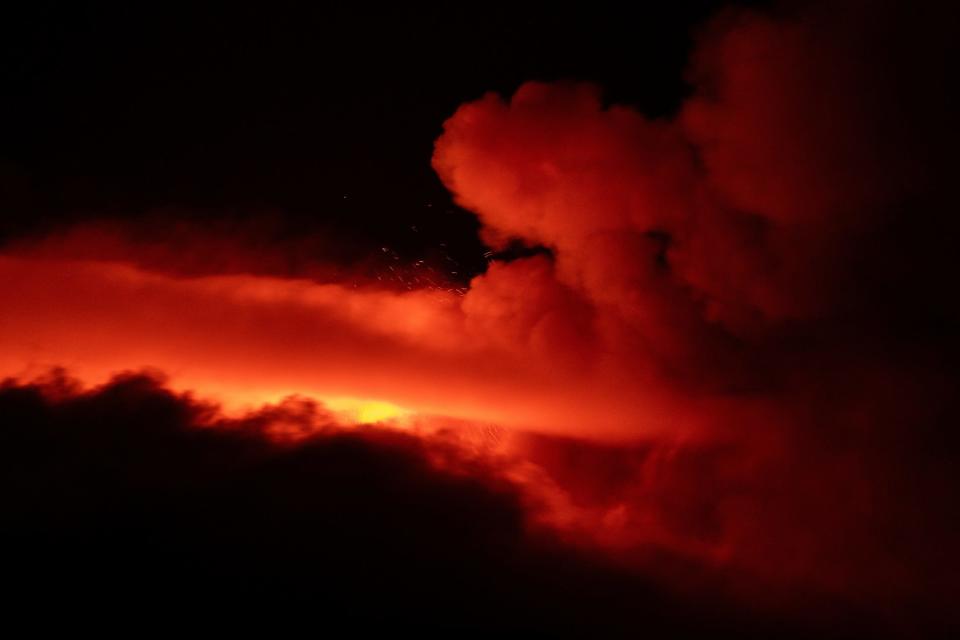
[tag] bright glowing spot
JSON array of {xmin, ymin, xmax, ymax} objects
[{"xmin": 324, "ymin": 396, "xmax": 412, "ymax": 424}]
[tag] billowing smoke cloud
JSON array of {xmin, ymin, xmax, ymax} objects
[
  {"xmin": 1, "ymin": 1, "xmax": 956, "ymax": 633},
  {"xmin": 430, "ymin": 0, "xmax": 957, "ymax": 622}
]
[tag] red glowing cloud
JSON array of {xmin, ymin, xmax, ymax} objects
[{"xmin": 0, "ymin": 1, "xmax": 956, "ymax": 633}]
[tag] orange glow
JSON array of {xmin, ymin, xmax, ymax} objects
[
  {"xmin": 0, "ymin": 253, "xmax": 717, "ymax": 442},
  {"xmin": 325, "ymin": 397, "xmax": 412, "ymax": 424}
]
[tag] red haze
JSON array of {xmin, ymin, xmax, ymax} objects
[{"xmin": 1, "ymin": 1, "xmax": 956, "ymax": 633}]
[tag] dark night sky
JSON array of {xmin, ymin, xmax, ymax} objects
[{"xmin": 0, "ymin": 2, "xmax": 738, "ymax": 275}]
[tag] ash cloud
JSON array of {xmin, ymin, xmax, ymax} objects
[
  {"xmin": 1, "ymin": 372, "xmax": 948, "ymax": 635},
  {"xmin": 431, "ymin": 0, "xmax": 959, "ymax": 625},
  {"xmin": 0, "ymin": 372, "xmax": 780, "ymax": 634}
]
